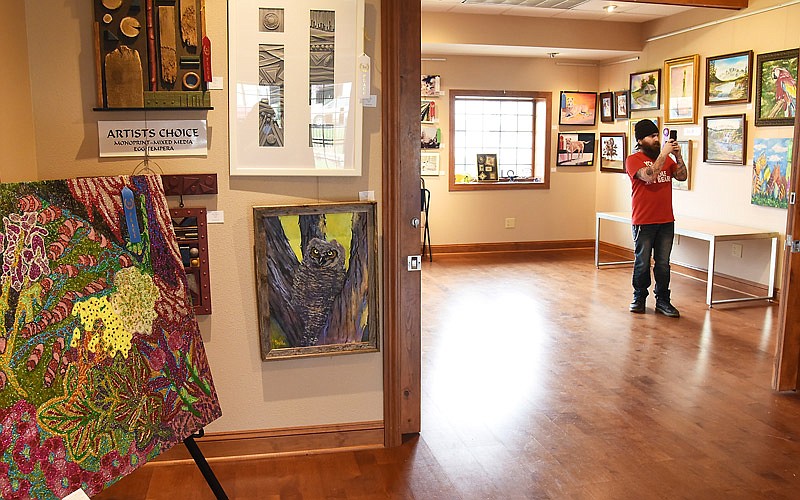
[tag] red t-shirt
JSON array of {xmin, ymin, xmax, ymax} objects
[{"xmin": 625, "ymin": 151, "xmax": 676, "ymax": 225}]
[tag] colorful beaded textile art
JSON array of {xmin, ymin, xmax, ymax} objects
[{"xmin": 0, "ymin": 175, "xmax": 221, "ymax": 499}]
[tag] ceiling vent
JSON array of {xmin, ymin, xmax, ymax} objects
[{"xmin": 462, "ymin": 0, "xmax": 592, "ymax": 10}]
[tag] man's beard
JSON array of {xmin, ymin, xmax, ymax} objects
[{"xmin": 640, "ymin": 142, "xmax": 660, "ymax": 160}]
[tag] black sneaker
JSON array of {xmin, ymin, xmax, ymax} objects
[
  {"xmin": 629, "ymin": 298, "xmax": 646, "ymax": 314},
  {"xmin": 655, "ymin": 301, "xmax": 680, "ymax": 318}
]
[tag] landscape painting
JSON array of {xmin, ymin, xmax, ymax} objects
[
  {"xmin": 630, "ymin": 69, "xmax": 661, "ymax": 111},
  {"xmin": 704, "ymin": 114, "xmax": 746, "ymax": 165},
  {"xmin": 752, "ymin": 137, "xmax": 793, "ymax": 208},
  {"xmin": 706, "ymin": 50, "xmax": 753, "ymax": 105}
]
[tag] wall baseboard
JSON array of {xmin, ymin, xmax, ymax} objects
[
  {"xmin": 599, "ymin": 242, "xmax": 780, "ymax": 301},
  {"xmin": 149, "ymin": 421, "xmax": 384, "ymax": 465},
  {"xmin": 430, "ymin": 239, "xmax": 594, "ymax": 255}
]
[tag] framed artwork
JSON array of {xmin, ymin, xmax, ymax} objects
[
  {"xmin": 422, "ymin": 74, "xmax": 443, "ymax": 96},
  {"xmin": 421, "ymin": 124, "xmax": 441, "ymax": 149},
  {"xmin": 253, "ymin": 202, "xmax": 379, "ymax": 360},
  {"xmin": 628, "ymin": 116, "xmax": 661, "ymax": 153},
  {"xmin": 614, "ymin": 90, "xmax": 630, "ymax": 119},
  {"xmin": 599, "ymin": 92, "xmax": 615, "ymax": 123},
  {"xmin": 599, "ymin": 133, "xmax": 627, "ymax": 173},
  {"xmin": 0, "ymin": 176, "xmax": 221, "ymax": 497},
  {"xmin": 229, "ymin": 1, "xmax": 365, "ymax": 176},
  {"xmin": 672, "ymin": 140, "xmax": 693, "ymax": 190},
  {"xmin": 559, "ymin": 91, "xmax": 598, "ymax": 126},
  {"xmin": 752, "ymin": 137, "xmax": 793, "ymax": 208},
  {"xmin": 704, "ymin": 114, "xmax": 747, "ymax": 164},
  {"xmin": 557, "ymin": 133, "xmax": 596, "ymax": 166},
  {"xmin": 755, "ymin": 48, "xmax": 799, "ymax": 127},
  {"xmin": 477, "ymin": 153, "xmax": 499, "ymax": 181},
  {"xmin": 706, "ymin": 50, "xmax": 753, "ymax": 105},
  {"xmin": 421, "ymin": 152, "xmax": 440, "ymax": 176},
  {"xmin": 421, "ymin": 99, "xmax": 438, "ymax": 123},
  {"xmin": 664, "ymin": 55, "xmax": 700, "ymax": 124},
  {"xmin": 629, "ymin": 69, "xmax": 661, "ymax": 111}
]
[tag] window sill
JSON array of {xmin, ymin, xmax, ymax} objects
[{"xmin": 449, "ymin": 178, "xmax": 549, "ymax": 191}]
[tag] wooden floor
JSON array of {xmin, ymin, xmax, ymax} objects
[{"xmin": 96, "ymin": 250, "xmax": 800, "ymax": 499}]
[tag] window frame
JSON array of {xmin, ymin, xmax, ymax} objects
[{"xmin": 448, "ymin": 89, "xmax": 552, "ymax": 192}]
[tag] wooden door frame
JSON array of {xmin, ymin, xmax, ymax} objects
[
  {"xmin": 381, "ymin": 0, "xmax": 422, "ymax": 446},
  {"xmin": 772, "ymin": 112, "xmax": 800, "ymax": 391}
]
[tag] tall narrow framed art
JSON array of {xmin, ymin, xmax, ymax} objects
[
  {"xmin": 664, "ymin": 55, "xmax": 699, "ymax": 124},
  {"xmin": 229, "ymin": 1, "xmax": 365, "ymax": 176}
]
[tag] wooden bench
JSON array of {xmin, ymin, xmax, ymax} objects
[{"xmin": 595, "ymin": 211, "xmax": 779, "ymax": 307}]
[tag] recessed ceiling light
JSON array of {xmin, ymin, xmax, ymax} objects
[{"xmin": 604, "ymin": 4, "xmax": 617, "ymax": 12}]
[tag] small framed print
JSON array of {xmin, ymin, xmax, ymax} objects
[
  {"xmin": 557, "ymin": 133, "xmax": 595, "ymax": 166},
  {"xmin": 672, "ymin": 140, "xmax": 692, "ymax": 190},
  {"xmin": 559, "ymin": 91, "xmax": 597, "ymax": 126},
  {"xmin": 664, "ymin": 55, "xmax": 700, "ymax": 124},
  {"xmin": 421, "ymin": 152, "xmax": 440, "ymax": 176},
  {"xmin": 476, "ymin": 153, "xmax": 499, "ymax": 181},
  {"xmin": 599, "ymin": 133, "xmax": 627, "ymax": 173},
  {"xmin": 614, "ymin": 90, "xmax": 630, "ymax": 119},
  {"xmin": 706, "ymin": 50, "xmax": 753, "ymax": 105},
  {"xmin": 599, "ymin": 92, "xmax": 614, "ymax": 123},
  {"xmin": 629, "ymin": 69, "xmax": 661, "ymax": 111},
  {"xmin": 703, "ymin": 114, "xmax": 747, "ymax": 165}
]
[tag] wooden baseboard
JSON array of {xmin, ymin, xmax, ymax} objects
[
  {"xmin": 429, "ymin": 239, "xmax": 594, "ymax": 256},
  {"xmin": 149, "ymin": 421, "xmax": 384, "ymax": 465},
  {"xmin": 599, "ymin": 242, "xmax": 779, "ymax": 301}
]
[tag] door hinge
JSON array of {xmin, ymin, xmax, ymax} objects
[{"xmin": 788, "ymin": 235, "xmax": 800, "ymax": 253}]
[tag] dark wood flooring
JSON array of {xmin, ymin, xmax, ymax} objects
[{"xmin": 96, "ymin": 250, "xmax": 800, "ymax": 499}]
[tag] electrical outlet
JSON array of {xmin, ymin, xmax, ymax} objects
[
  {"xmin": 505, "ymin": 217, "xmax": 516, "ymax": 229},
  {"xmin": 732, "ymin": 243, "xmax": 743, "ymax": 258}
]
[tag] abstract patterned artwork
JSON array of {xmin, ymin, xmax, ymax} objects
[
  {"xmin": 309, "ymin": 10, "xmax": 336, "ymax": 101},
  {"xmin": 259, "ymin": 44, "xmax": 285, "ymax": 147},
  {"xmin": 0, "ymin": 176, "xmax": 221, "ymax": 498}
]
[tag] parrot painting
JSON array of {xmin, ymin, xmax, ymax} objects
[{"xmin": 771, "ymin": 67, "xmax": 797, "ymax": 118}]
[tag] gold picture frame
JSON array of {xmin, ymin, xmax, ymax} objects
[{"xmin": 664, "ymin": 54, "xmax": 700, "ymax": 125}]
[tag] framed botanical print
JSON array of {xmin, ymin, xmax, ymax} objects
[
  {"xmin": 614, "ymin": 90, "xmax": 630, "ymax": 119},
  {"xmin": 664, "ymin": 55, "xmax": 700, "ymax": 124},
  {"xmin": 629, "ymin": 69, "xmax": 661, "ymax": 111},
  {"xmin": 599, "ymin": 92, "xmax": 615, "ymax": 123},
  {"xmin": 704, "ymin": 114, "xmax": 747, "ymax": 164},
  {"xmin": 599, "ymin": 133, "xmax": 627, "ymax": 173},
  {"xmin": 755, "ymin": 48, "xmax": 799, "ymax": 126},
  {"xmin": 706, "ymin": 50, "xmax": 753, "ymax": 105},
  {"xmin": 559, "ymin": 91, "xmax": 597, "ymax": 126}
]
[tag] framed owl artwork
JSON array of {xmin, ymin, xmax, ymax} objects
[{"xmin": 253, "ymin": 202, "xmax": 379, "ymax": 360}]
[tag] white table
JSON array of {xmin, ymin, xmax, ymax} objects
[{"xmin": 595, "ymin": 211, "xmax": 779, "ymax": 307}]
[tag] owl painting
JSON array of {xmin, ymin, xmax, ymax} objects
[
  {"xmin": 291, "ymin": 238, "xmax": 346, "ymax": 346},
  {"xmin": 255, "ymin": 203, "xmax": 378, "ymax": 360}
]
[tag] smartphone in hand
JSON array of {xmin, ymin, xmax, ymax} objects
[{"xmin": 669, "ymin": 129, "xmax": 678, "ymax": 141}]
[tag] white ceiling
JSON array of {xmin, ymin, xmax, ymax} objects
[{"xmin": 421, "ymin": 0, "xmax": 702, "ymax": 60}]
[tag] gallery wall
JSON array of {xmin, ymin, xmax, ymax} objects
[
  {"xmin": 597, "ymin": 0, "xmax": 797, "ymax": 285},
  {"xmin": 1, "ymin": 1, "xmax": 37, "ymax": 182},
  {"xmin": 19, "ymin": 0, "xmax": 385, "ymax": 433}
]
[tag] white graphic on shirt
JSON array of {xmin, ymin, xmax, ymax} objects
[{"xmin": 643, "ymin": 160, "xmax": 671, "ymax": 184}]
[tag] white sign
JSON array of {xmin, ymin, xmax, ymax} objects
[{"xmin": 98, "ymin": 120, "xmax": 208, "ymax": 157}]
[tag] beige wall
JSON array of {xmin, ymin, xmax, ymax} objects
[
  {"xmin": 421, "ymin": 55, "xmax": 600, "ymax": 245},
  {"xmin": 597, "ymin": 0, "xmax": 796, "ymax": 285},
  {"xmin": 21, "ymin": 0, "xmax": 384, "ymax": 432},
  {"xmin": 1, "ymin": 0, "xmax": 37, "ymax": 182}
]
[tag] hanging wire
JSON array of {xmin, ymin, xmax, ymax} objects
[{"xmin": 131, "ymin": 111, "xmax": 164, "ymax": 176}]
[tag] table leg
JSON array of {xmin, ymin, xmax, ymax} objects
[
  {"xmin": 769, "ymin": 236, "xmax": 778, "ymax": 300},
  {"xmin": 595, "ymin": 216, "xmax": 601, "ymax": 268},
  {"xmin": 707, "ymin": 238, "xmax": 716, "ymax": 307}
]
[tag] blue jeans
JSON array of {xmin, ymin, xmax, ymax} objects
[{"xmin": 631, "ymin": 222, "xmax": 674, "ymax": 302}]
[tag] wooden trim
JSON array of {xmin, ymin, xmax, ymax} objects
[
  {"xmin": 381, "ymin": 0, "xmax": 422, "ymax": 447},
  {"xmin": 431, "ymin": 240, "xmax": 594, "ymax": 255},
  {"xmin": 600, "ymin": 242, "xmax": 779, "ymax": 300},
  {"xmin": 149, "ymin": 421, "xmax": 384, "ymax": 464},
  {"xmin": 620, "ymin": 0, "xmax": 747, "ymax": 9}
]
